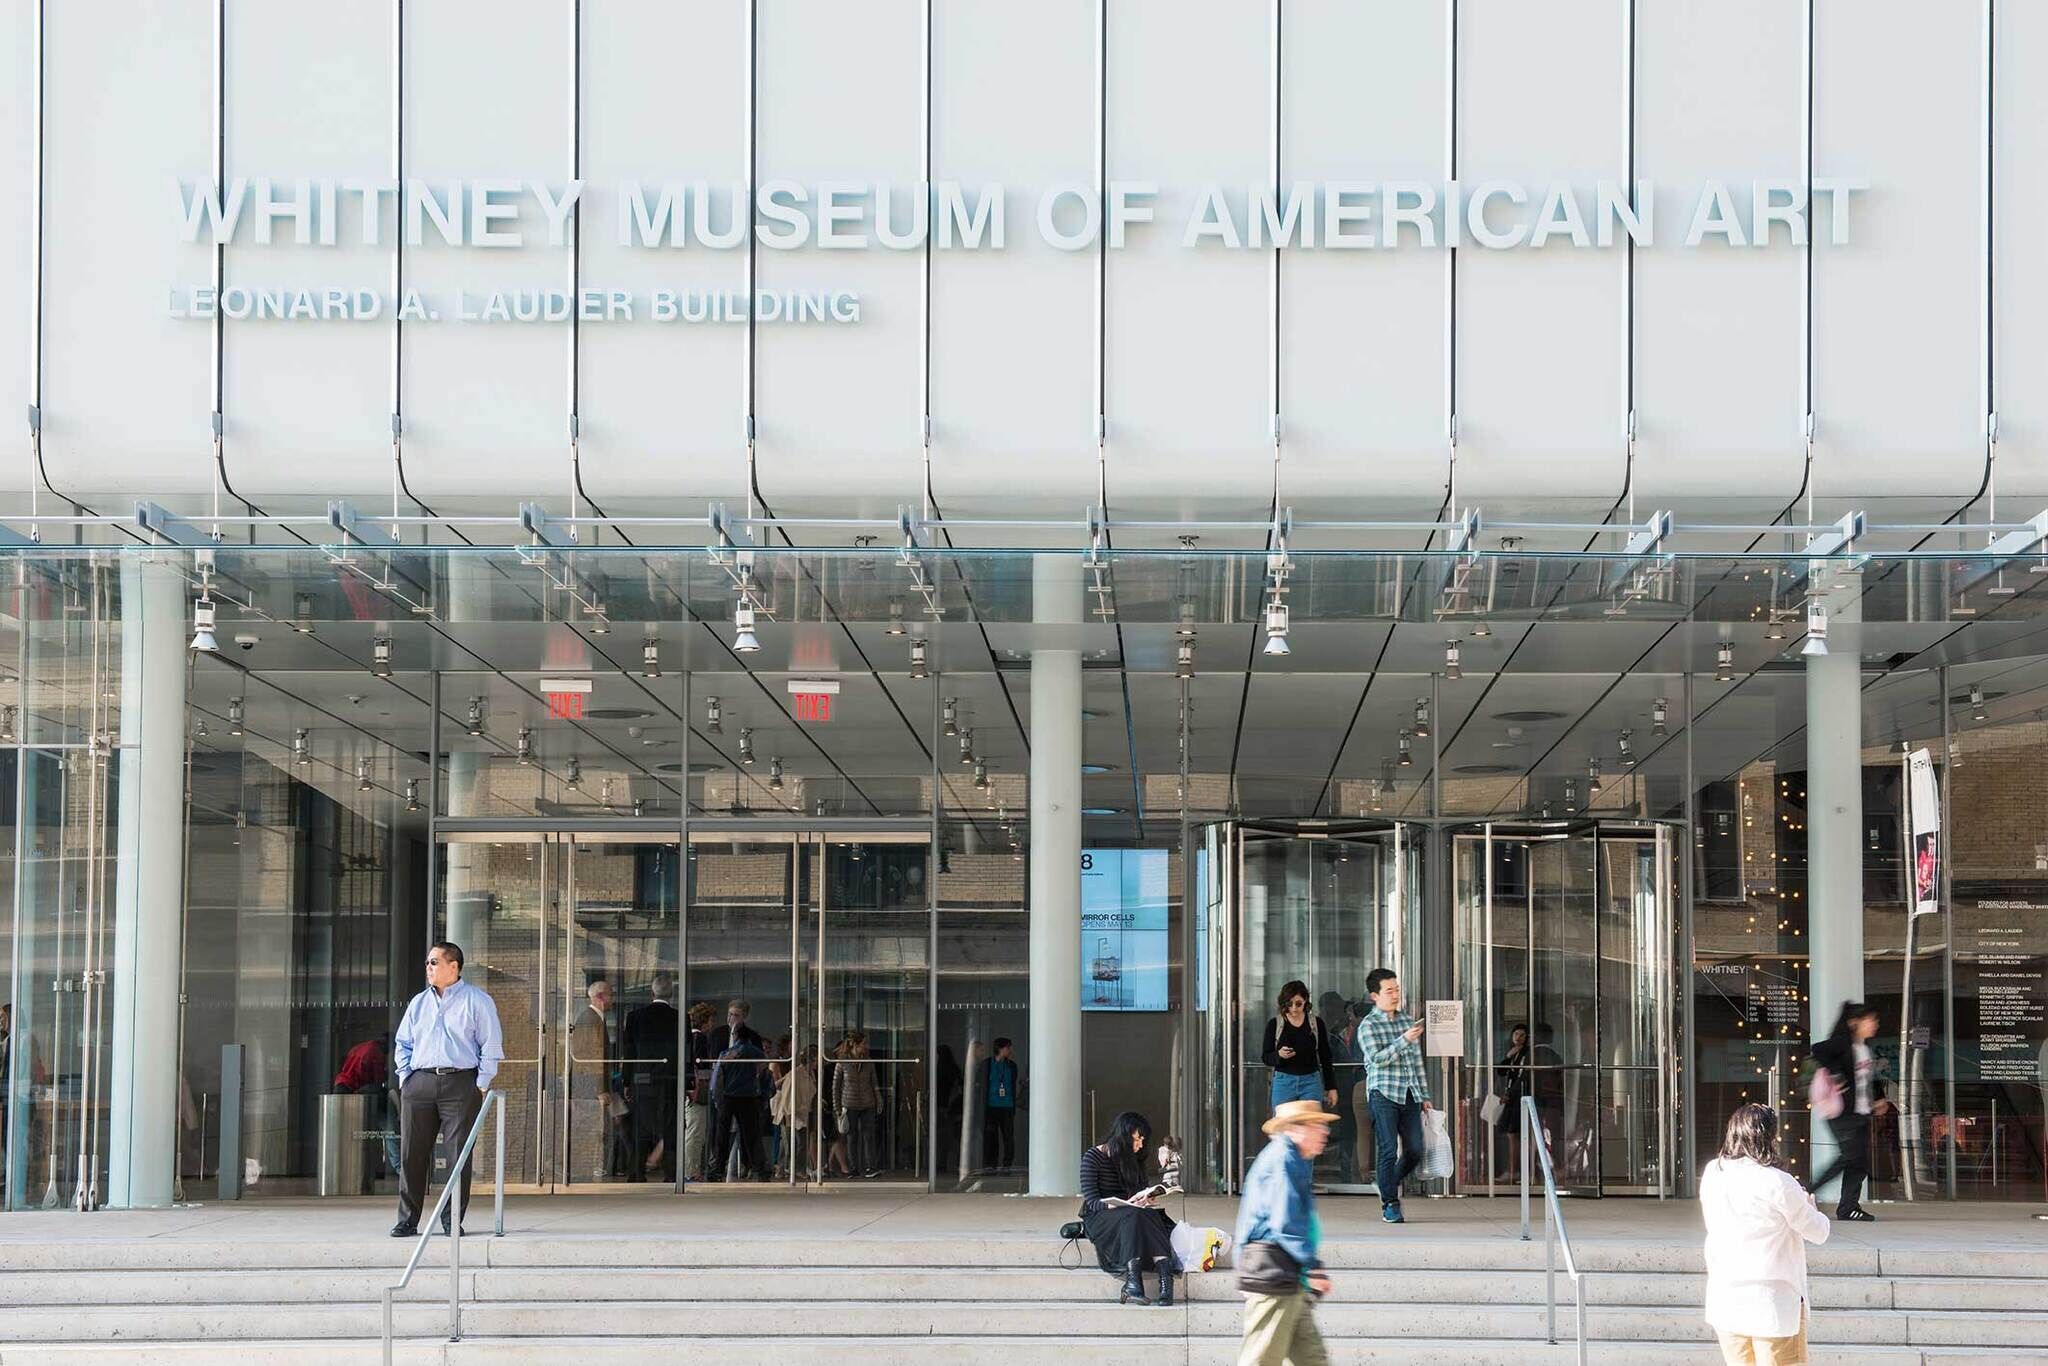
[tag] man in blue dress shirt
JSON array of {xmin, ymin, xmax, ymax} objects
[{"xmin": 391, "ymin": 941, "xmax": 504, "ymax": 1237}]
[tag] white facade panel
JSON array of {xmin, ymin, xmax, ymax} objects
[
  {"xmin": 752, "ymin": 0, "xmax": 925, "ymax": 515},
  {"xmin": 1633, "ymin": 0, "xmax": 1806, "ymax": 505},
  {"xmin": 222, "ymin": 4, "xmax": 391, "ymax": 498},
  {"xmin": 577, "ymin": 0, "xmax": 748, "ymax": 505},
  {"xmin": 928, "ymin": 0, "xmax": 1097, "ymax": 518},
  {"xmin": 1456, "ymin": 0, "xmax": 1628, "ymax": 503},
  {"xmin": 1105, "ymin": 0, "xmax": 1271, "ymax": 512},
  {"xmin": 1812, "ymin": 0, "xmax": 1983, "ymax": 501},
  {"xmin": 399, "ymin": 0, "xmax": 570, "ymax": 504},
  {"xmin": 40, "ymin": 0, "xmax": 214, "ymax": 499},
  {"xmin": 0, "ymin": 2, "xmax": 29, "ymax": 496},
  {"xmin": 1277, "ymin": 0, "xmax": 1448, "ymax": 512},
  {"xmin": 1995, "ymin": 4, "xmax": 2048, "ymax": 498}
]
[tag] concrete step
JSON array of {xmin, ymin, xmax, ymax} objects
[
  {"xmin": 6, "ymin": 1336, "xmax": 2046, "ymax": 1366},
  {"xmin": 5, "ymin": 1300, "xmax": 2045, "ymax": 1349},
  {"xmin": 7, "ymin": 1265, "xmax": 2045, "ymax": 1313}
]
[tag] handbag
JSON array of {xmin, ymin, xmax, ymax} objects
[
  {"xmin": 1480, "ymin": 1092, "xmax": 1506, "ymax": 1127},
  {"xmin": 1809, "ymin": 1065, "xmax": 1844, "ymax": 1120},
  {"xmin": 1236, "ymin": 1240, "xmax": 1302, "ymax": 1296}
]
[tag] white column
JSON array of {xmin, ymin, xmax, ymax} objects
[
  {"xmin": 1805, "ymin": 570, "xmax": 1863, "ymax": 1189},
  {"xmin": 108, "ymin": 559, "xmax": 190, "ymax": 1208},
  {"xmin": 1027, "ymin": 555, "xmax": 1084, "ymax": 1196}
]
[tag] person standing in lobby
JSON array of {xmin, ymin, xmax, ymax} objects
[
  {"xmin": 1261, "ymin": 980, "xmax": 1338, "ymax": 1115},
  {"xmin": 570, "ymin": 979, "xmax": 621, "ymax": 1180},
  {"xmin": 390, "ymin": 941, "xmax": 504, "ymax": 1237},
  {"xmin": 623, "ymin": 973, "xmax": 681, "ymax": 1183},
  {"xmin": 1355, "ymin": 968, "xmax": 1432, "ymax": 1224}
]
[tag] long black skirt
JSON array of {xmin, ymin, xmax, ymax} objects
[{"xmin": 1082, "ymin": 1204, "xmax": 1177, "ymax": 1276}]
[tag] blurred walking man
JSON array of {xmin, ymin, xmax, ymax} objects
[{"xmin": 1235, "ymin": 1098, "xmax": 1338, "ymax": 1365}]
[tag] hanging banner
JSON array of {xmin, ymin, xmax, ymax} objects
[{"xmin": 1907, "ymin": 747, "xmax": 1942, "ymax": 917}]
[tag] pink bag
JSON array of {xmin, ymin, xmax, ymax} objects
[{"xmin": 1809, "ymin": 1066, "xmax": 1844, "ymax": 1120}]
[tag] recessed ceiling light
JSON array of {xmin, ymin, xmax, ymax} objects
[
  {"xmin": 1081, "ymin": 763, "xmax": 1118, "ymax": 774},
  {"xmin": 1081, "ymin": 807, "xmax": 1122, "ymax": 816},
  {"xmin": 1493, "ymin": 710, "xmax": 1568, "ymax": 723},
  {"xmin": 585, "ymin": 707, "xmax": 655, "ymax": 722},
  {"xmin": 1454, "ymin": 764, "xmax": 1518, "ymax": 776},
  {"xmin": 655, "ymin": 761, "xmax": 724, "ymax": 774}
]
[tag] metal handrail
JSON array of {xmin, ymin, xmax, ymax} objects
[
  {"xmin": 381, "ymin": 1089, "xmax": 507, "ymax": 1366},
  {"xmin": 1518, "ymin": 1096, "xmax": 1588, "ymax": 1364}
]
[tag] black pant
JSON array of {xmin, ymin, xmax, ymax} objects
[
  {"xmin": 712, "ymin": 1095, "xmax": 768, "ymax": 1179},
  {"xmin": 631, "ymin": 1081, "xmax": 678, "ymax": 1182},
  {"xmin": 984, "ymin": 1107, "xmax": 1016, "ymax": 1170},
  {"xmin": 1811, "ymin": 1111, "xmax": 1871, "ymax": 1212},
  {"xmin": 397, "ymin": 1069, "xmax": 482, "ymax": 1226}
]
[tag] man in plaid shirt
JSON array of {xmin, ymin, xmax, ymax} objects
[{"xmin": 1356, "ymin": 968, "xmax": 1433, "ymax": 1224}]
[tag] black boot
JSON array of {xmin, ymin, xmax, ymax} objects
[
  {"xmin": 1154, "ymin": 1263, "xmax": 1175, "ymax": 1307},
  {"xmin": 1118, "ymin": 1259, "xmax": 1146, "ymax": 1305}
]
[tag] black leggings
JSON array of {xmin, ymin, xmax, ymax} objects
[{"xmin": 1810, "ymin": 1112, "xmax": 1871, "ymax": 1212}]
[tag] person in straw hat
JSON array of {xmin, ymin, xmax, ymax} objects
[{"xmin": 1234, "ymin": 1098, "xmax": 1339, "ymax": 1365}]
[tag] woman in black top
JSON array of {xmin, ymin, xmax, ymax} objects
[
  {"xmin": 1261, "ymin": 978, "xmax": 1337, "ymax": 1113},
  {"xmin": 1078, "ymin": 1110, "xmax": 1178, "ymax": 1306},
  {"xmin": 1807, "ymin": 1000, "xmax": 1885, "ymax": 1220}
]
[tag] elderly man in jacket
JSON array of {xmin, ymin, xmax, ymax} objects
[{"xmin": 1234, "ymin": 1098, "xmax": 1338, "ymax": 1366}]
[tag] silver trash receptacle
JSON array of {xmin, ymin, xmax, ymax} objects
[{"xmin": 318, "ymin": 1092, "xmax": 370, "ymax": 1196}]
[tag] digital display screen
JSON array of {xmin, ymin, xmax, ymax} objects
[{"xmin": 1081, "ymin": 848, "xmax": 1171, "ymax": 1012}]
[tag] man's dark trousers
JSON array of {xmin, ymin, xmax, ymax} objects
[
  {"xmin": 1367, "ymin": 1088, "xmax": 1425, "ymax": 1210},
  {"xmin": 397, "ymin": 1068, "xmax": 482, "ymax": 1226}
]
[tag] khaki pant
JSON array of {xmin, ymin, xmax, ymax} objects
[
  {"xmin": 1239, "ymin": 1288, "xmax": 1327, "ymax": 1366},
  {"xmin": 1716, "ymin": 1307, "xmax": 1809, "ymax": 1365}
]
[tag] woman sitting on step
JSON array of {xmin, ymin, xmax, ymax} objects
[{"xmin": 1079, "ymin": 1110, "xmax": 1179, "ymax": 1307}]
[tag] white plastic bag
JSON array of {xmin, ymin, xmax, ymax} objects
[
  {"xmin": 1421, "ymin": 1108, "xmax": 1454, "ymax": 1179},
  {"xmin": 1170, "ymin": 1222, "xmax": 1233, "ymax": 1272},
  {"xmin": 1480, "ymin": 1093, "xmax": 1506, "ymax": 1128}
]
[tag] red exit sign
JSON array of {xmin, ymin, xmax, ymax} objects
[
  {"xmin": 787, "ymin": 679, "xmax": 840, "ymax": 724},
  {"xmin": 547, "ymin": 691, "xmax": 585, "ymax": 720}
]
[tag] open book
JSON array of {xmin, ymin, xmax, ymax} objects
[{"xmin": 1103, "ymin": 1183, "xmax": 1182, "ymax": 1208}]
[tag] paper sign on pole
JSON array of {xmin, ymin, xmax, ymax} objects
[
  {"xmin": 1425, "ymin": 1000, "xmax": 1464, "ymax": 1057},
  {"xmin": 1907, "ymin": 747, "xmax": 1942, "ymax": 917}
]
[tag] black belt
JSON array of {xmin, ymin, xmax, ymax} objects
[{"xmin": 428, "ymin": 1066, "xmax": 477, "ymax": 1076}]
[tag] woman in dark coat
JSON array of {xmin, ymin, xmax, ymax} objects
[{"xmin": 1079, "ymin": 1110, "xmax": 1178, "ymax": 1306}]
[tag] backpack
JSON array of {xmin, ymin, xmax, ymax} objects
[{"xmin": 1809, "ymin": 1064, "xmax": 1844, "ymax": 1120}]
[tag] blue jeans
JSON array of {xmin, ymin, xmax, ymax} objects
[
  {"xmin": 1368, "ymin": 1089, "xmax": 1426, "ymax": 1209},
  {"xmin": 1270, "ymin": 1070, "xmax": 1325, "ymax": 1111}
]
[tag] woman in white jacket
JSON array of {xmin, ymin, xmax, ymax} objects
[{"xmin": 1699, "ymin": 1103, "xmax": 1831, "ymax": 1364}]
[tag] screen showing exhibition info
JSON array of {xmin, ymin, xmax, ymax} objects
[{"xmin": 1082, "ymin": 849, "xmax": 1170, "ymax": 1012}]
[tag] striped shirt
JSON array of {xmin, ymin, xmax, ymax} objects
[{"xmin": 1357, "ymin": 1008, "xmax": 1431, "ymax": 1105}]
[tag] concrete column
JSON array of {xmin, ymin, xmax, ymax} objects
[
  {"xmin": 1804, "ymin": 570, "xmax": 1863, "ymax": 1188},
  {"xmin": 108, "ymin": 559, "xmax": 190, "ymax": 1208},
  {"xmin": 441, "ymin": 557, "xmax": 493, "ymax": 951},
  {"xmin": 1027, "ymin": 555, "xmax": 1084, "ymax": 1197}
]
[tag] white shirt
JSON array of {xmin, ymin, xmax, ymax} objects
[
  {"xmin": 1851, "ymin": 1042, "xmax": 1873, "ymax": 1115},
  {"xmin": 1699, "ymin": 1156, "xmax": 1831, "ymax": 1339}
]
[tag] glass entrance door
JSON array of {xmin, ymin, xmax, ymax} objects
[
  {"xmin": 685, "ymin": 831, "xmax": 931, "ymax": 1187},
  {"xmin": 1452, "ymin": 822, "xmax": 1679, "ymax": 1197},
  {"xmin": 1227, "ymin": 822, "xmax": 1421, "ymax": 1192},
  {"xmin": 438, "ymin": 833, "xmax": 682, "ymax": 1192}
]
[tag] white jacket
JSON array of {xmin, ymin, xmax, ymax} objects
[{"xmin": 1699, "ymin": 1156, "xmax": 1831, "ymax": 1339}]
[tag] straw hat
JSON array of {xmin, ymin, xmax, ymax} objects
[{"xmin": 1262, "ymin": 1100, "xmax": 1341, "ymax": 1136}]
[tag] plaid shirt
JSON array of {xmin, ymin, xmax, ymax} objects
[{"xmin": 1357, "ymin": 1008, "xmax": 1432, "ymax": 1105}]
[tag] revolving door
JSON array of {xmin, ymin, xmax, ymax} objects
[{"xmin": 1451, "ymin": 821, "xmax": 1682, "ymax": 1197}]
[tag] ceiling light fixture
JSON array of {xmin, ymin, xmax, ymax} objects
[
  {"xmin": 886, "ymin": 602, "xmax": 906, "ymax": 636},
  {"xmin": 1473, "ymin": 620, "xmax": 1492, "ymax": 638},
  {"xmin": 738, "ymin": 727, "xmax": 756, "ymax": 766},
  {"xmin": 705, "ymin": 695, "xmax": 723, "ymax": 734},
  {"xmin": 942, "ymin": 697, "xmax": 958, "ymax": 736},
  {"xmin": 1262, "ymin": 594, "xmax": 1290, "ymax": 657},
  {"xmin": 909, "ymin": 637, "xmax": 929, "ymax": 680},
  {"xmin": 1398, "ymin": 731, "xmax": 1413, "ymax": 767},
  {"xmin": 372, "ymin": 636, "xmax": 393, "ymax": 678},
  {"xmin": 769, "ymin": 756, "xmax": 784, "ymax": 791},
  {"xmin": 1653, "ymin": 698, "xmax": 1669, "ymax": 737},
  {"xmin": 0, "ymin": 704, "xmax": 15, "ymax": 743},
  {"xmin": 357, "ymin": 756, "xmax": 373, "ymax": 792},
  {"xmin": 1413, "ymin": 698, "xmax": 1431, "ymax": 739},
  {"xmin": 1716, "ymin": 642, "xmax": 1734, "ymax": 683},
  {"xmin": 973, "ymin": 758, "xmax": 989, "ymax": 789},
  {"xmin": 1587, "ymin": 757, "xmax": 1602, "ymax": 794},
  {"xmin": 959, "ymin": 728, "xmax": 975, "ymax": 766},
  {"xmin": 293, "ymin": 593, "xmax": 315, "ymax": 634},
  {"xmin": 565, "ymin": 757, "xmax": 582, "ymax": 790},
  {"xmin": 1619, "ymin": 730, "xmax": 1635, "ymax": 767},
  {"xmin": 1177, "ymin": 639, "xmax": 1195, "ymax": 679},
  {"xmin": 642, "ymin": 638, "xmax": 661, "ymax": 678},
  {"xmin": 1970, "ymin": 685, "xmax": 1987, "ymax": 723},
  {"xmin": 190, "ymin": 596, "xmax": 219, "ymax": 654},
  {"xmin": 1444, "ymin": 640, "xmax": 1462, "ymax": 681},
  {"xmin": 293, "ymin": 728, "xmax": 310, "ymax": 766},
  {"xmin": 465, "ymin": 696, "xmax": 486, "ymax": 737},
  {"xmin": 1564, "ymin": 778, "xmax": 1578, "ymax": 809},
  {"xmin": 404, "ymin": 778, "xmax": 421, "ymax": 813},
  {"xmin": 516, "ymin": 727, "xmax": 534, "ymax": 765},
  {"xmin": 732, "ymin": 601, "xmax": 760, "ymax": 654},
  {"xmin": 1800, "ymin": 601, "xmax": 1828, "ymax": 657},
  {"xmin": 228, "ymin": 696, "xmax": 244, "ymax": 736}
]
